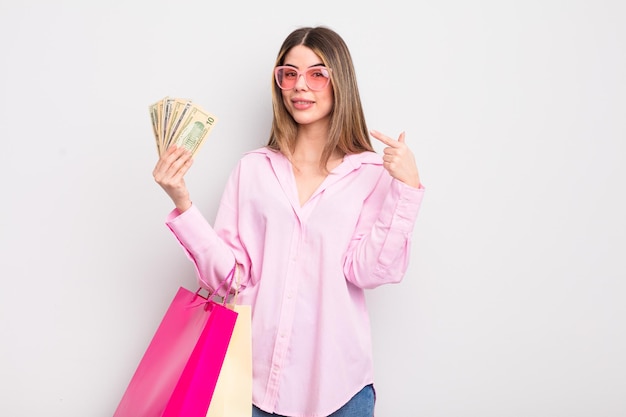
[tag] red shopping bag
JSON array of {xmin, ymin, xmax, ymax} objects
[{"xmin": 113, "ymin": 268, "xmax": 238, "ymax": 417}]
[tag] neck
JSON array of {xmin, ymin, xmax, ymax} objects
[{"xmin": 291, "ymin": 124, "xmax": 327, "ymax": 160}]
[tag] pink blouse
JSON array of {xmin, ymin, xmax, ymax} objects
[{"xmin": 165, "ymin": 147, "xmax": 424, "ymax": 417}]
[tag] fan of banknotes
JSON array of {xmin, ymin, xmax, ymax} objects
[{"xmin": 149, "ymin": 96, "xmax": 218, "ymax": 157}]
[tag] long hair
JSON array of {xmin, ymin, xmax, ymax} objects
[{"xmin": 267, "ymin": 26, "xmax": 373, "ymax": 169}]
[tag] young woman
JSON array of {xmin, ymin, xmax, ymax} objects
[{"xmin": 153, "ymin": 26, "xmax": 424, "ymax": 417}]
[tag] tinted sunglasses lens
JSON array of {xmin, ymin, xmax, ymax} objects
[
  {"xmin": 306, "ymin": 68, "xmax": 330, "ymax": 90},
  {"xmin": 275, "ymin": 67, "xmax": 297, "ymax": 89}
]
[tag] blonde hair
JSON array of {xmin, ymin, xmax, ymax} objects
[{"xmin": 267, "ymin": 26, "xmax": 373, "ymax": 169}]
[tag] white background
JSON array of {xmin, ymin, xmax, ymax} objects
[{"xmin": 1, "ymin": 1, "xmax": 625, "ymax": 416}]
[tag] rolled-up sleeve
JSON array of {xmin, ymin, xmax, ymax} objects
[
  {"xmin": 165, "ymin": 205, "xmax": 237, "ymax": 291},
  {"xmin": 344, "ymin": 176, "xmax": 425, "ymax": 289}
]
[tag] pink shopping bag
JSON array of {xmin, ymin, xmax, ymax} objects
[{"xmin": 113, "ymin": 271, "xmax": 238, "ymax": 417}]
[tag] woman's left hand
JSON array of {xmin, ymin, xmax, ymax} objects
[{"xmin": 370, "ymin": 130, "xmax": 421, "ymax": 188}]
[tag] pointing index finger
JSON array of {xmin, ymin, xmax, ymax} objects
[{"xmin": 370, "ymin": 129, "xmax": 398, "ymax": 147}]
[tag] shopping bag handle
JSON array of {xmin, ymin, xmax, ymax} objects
[
  {"xmin": 229, "ymin": 263, "xmax": 241, "ymax": 304},
  {"xmin": 194, "ymin": 264, "xmax": 237, "ymax": 305}
]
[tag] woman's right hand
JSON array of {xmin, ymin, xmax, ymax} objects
[{"xmin": 152, "ymin": 145, "xmax": 194, "ymax": 212}]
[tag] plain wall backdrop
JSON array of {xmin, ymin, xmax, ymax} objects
[{"xmin": 1, "ymin": 0, "xmax": 624, "ymax": 416}]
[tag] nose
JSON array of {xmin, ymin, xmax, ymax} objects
[{"xmin": 294, "ymin": 73, "xmax": 308, "ymax": 90}]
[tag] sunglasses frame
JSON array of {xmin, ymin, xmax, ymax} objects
[{"xmin": 274, "ymin": 66, "xmax": 332, "ymax": 91}]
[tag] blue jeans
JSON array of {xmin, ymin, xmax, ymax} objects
[{"xmin": 252, "ymin": 384, "xmax": 375, "ymax": 417}]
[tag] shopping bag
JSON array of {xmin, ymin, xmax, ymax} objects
[
  {"xmin": 113, "ymin": 267, "xmax": 238, "ymax": 417},
  {"xmin": 207, "ymin": 265, "xmax": 252, "ymax": 417}
]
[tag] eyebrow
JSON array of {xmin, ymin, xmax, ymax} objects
[{"xmin": 283, "ymin": 63, "xmax": 326, "ymax": 69}]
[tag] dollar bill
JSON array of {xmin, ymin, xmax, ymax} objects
[
  {"xmin": 148, "ymin": 98, "xmax": 164, "ymax": 156},
  {"xmin": 170, "ymin": 105, "xmax": 218, "ymax": 156},
  {"xmin": 165, "ymin": 98, "xmax": 192, "ymax": 149},
  {"xmin": 149, "ymin": 97, "xmax": 218, "ymax": 157},
  {"xmin": 161, "ymin": 98, "xmax": 173, "ymax": 149}
]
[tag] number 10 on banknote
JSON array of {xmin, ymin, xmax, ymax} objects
[{"xmin": 149, "ymin": 97, "xmax": 219, "ymax": 157}]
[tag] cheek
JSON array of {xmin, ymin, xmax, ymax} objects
[
  {"xmin": 281, "ymin": 91, "xmax": 292, "ymax": 111},
  {"xmin": 324, "ymin": 85, "xmax": 334, "ymax": 103},
  {"xmin": 320, "ymin": 89, "xmax": 334, "ymax": 112}
]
